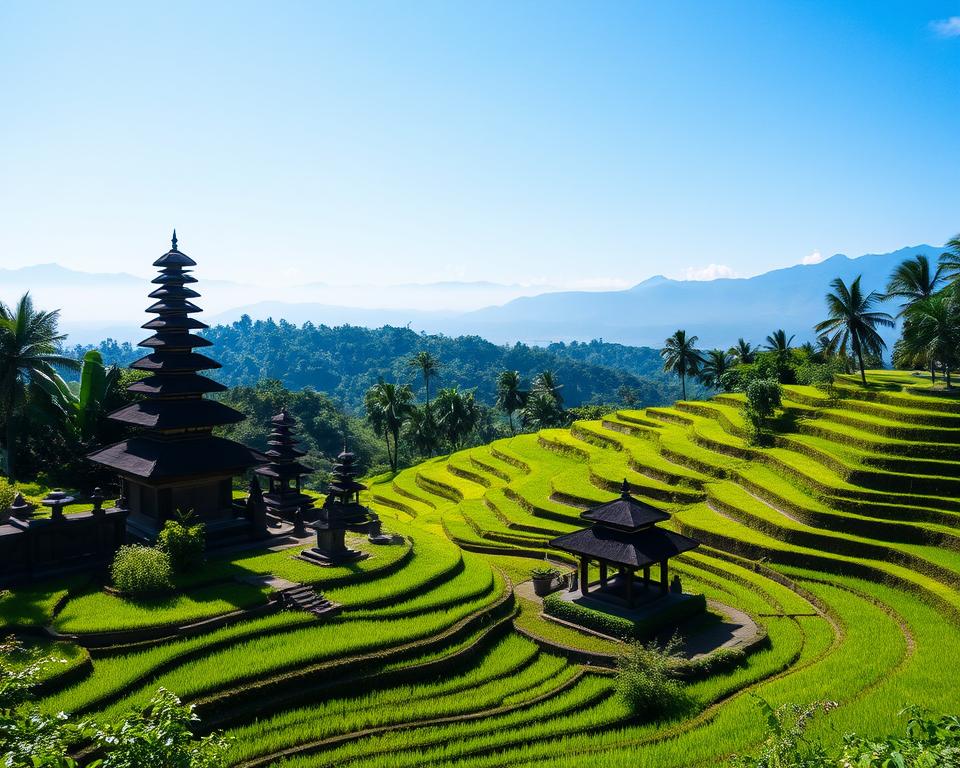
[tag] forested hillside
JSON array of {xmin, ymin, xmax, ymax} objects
[{"xmin": 81, "ymin": 321, "xmax": 708, "ymax": 411}]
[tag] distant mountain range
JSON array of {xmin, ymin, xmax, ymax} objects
[{"xmin": 0, "ymin": 244, "xmax": 945, "ymax": 350}]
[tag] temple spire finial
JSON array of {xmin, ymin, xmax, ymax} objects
[
  {"xmin": 171, "ymin": 229, "xmax": 178, "ymax": 251},
  {"xmin": 621, "ymin": 478, "xmax": 631, "ymax": 498}
]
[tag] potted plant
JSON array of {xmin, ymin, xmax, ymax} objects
[{"xmin": 531, "ymin": 565, "xmax": 560, "ymax": 596}]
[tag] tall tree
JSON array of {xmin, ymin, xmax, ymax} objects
[
  {"xmin": 495, "ymin": 370, "xmax": 526, "ymax": 436},
  {"xmin": 901, "ymin": 293, "xmax": 960, "ymax": 388},
  {"xmin": 434, "ymin": 387, "xmax": 482, "ymax": 450},
  {"xmin": 532, "ymin": 370, "xmax": 564, "ymax": 407},
  {"xmin": 699, "ymin": 349, "xmax": 733, "ymax": 389},
  {"xmin": 0, "ymin": 293, "xmax": 80, "ymax": 479},
  {"xmin": 940, "ymin": 233, "xmax": 960, "ymax": 288},
  {"xmin": 730, "ymin": 338, "xmax": 757, "ymax": 365},
  {"xmin": 660, "ymin": 330, "xmax": 703, "ymax": 400},
  {"xmin": 520, "ymin": 391, "xmax": 564, "ymax": 430},
  {"xmin": 408, "ymin": 350, "xmax": 440, "ymax": 408},
  {"xmin": 884, "ymin": 253, "xmax": 944, "ymax": 315},
  {"xmin": 815, "ymin": 276, "xmax": 894, "ymax": 386},
  {"xmin": 363, "ymin": 380, "xmax": 414, "ymax": 472}
]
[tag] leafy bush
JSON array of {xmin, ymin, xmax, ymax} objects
[
  {"xmin": 744, "ymin": 378, "xmax": 782, "ymax": 438},
  {"xmin": 794, "ymin": 359, "xmax": 844, "ymax": 388},
  {"xmin": 0, "ymin": 479, "xmax": 15, "ymax": 516},
  {"xmin": 111, "ymin": 545, "xmax": 173, "ymax": 597},
  {"xmin": 90, "ymin": 687, "xmax": 229, "ymax": 768},
  {"xmin": 734, "ymin": 698, "xmax": 960, "ymax": 767},
  {"xmin": 157, "ymin": 518, "xmax": 205, "ymax": 573},
  {"xmin": 542, "ymin": 592, "xmax": 706, "ymax": 640},
  {"xmin": 614, "ymin": 634, "xmax": 688, "ymax": 718}
]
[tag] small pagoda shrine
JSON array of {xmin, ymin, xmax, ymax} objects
[
  {"xmin": 550, "ymin": 480, "xmax": 700, "ymax": 608},
  {"xmin": 87, "ymin": 233, "xmax": 267, "ymax": 543},
  {"xmin": 301, "ymin": 445, "xmax": 372, "ymax": 565},
  {"xmin": 254, "ymin": 409, "xmax": 315, "ymax": 532}
]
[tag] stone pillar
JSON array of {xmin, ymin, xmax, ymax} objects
[
  {"xmin": 643, "ymin": 565, "xmax": 650, "ymax": 589},
  {"xmin": 599, "ymin": 561, "xmax": 608, "ymax": 589},
  {"xmin": 660, "ymin": 559, "xmax": 669, "ymax": 594},
  {"xmin": 625, "ymin": 568, "xmax": 634, "ymax": 607},
  {"xmin": 580, "ymin": 557, "xmax": 589, "ymax": 596}
]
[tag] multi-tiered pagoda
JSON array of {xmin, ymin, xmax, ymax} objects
[
  {"xmin": 302, "ymin": 445, "xmax": 372, "ymax": 565},
  {"xmin": 88, "ymin": 233, "xmax": 267, "ymax": 542},
  {"xmin": 255, "ymin": 409, "xmax": 315, "ymax": 529}
]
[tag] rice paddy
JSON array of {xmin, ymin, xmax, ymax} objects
[{"xmin": 10, "ymin": 369, "xmax": 960, "ymax": 765}]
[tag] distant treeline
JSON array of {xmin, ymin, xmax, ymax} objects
[{"xmin": 76, "ymin": 321, "xmax": 710, "ymax": 412}]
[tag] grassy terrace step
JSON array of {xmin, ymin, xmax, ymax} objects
[
  {"xmin": 676, "ymin": 501, "xmax": 960, "ymax": 619},
  {"xmin": 228, "ymin": 641, "xmax": 575, "ymax": 767},
  {"xmin": 704, "ymin": 482, "xmax": 960, "ymax": 585}
]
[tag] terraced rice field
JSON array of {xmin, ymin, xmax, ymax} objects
[{"xmin": 9, "ymin": 370, "xmax": 960, "ymax": 765}]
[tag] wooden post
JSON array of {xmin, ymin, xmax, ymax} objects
[
  {"xmin": 580, "ymin": 557, "xmax": 590, "ymax": 596},
  {"xmin": 643, "ymin": 565, "xmax": 650, "ymax": 590},
  {"xmin": 660, "ymin": 559, "xmax": 668, "ymax": 594},
  {"xmin": 625, "ymin": 568, "xmax": 634, "ymax": 607},
  {"xmin": 599, "ymin": 561, "xmax": 608, "ymax": 589}
]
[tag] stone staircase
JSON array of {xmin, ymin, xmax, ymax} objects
[{"xmin": 277, "ymin": 584, "xmax": 341, "ymax": 618}]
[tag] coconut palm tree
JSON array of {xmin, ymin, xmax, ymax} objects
[
  {"xmin": 815, "ymin": 276, "xmax": 894, "ymax": 386},
  {"xmin": 730, "ymin": 338, "xmax": 757, "ymax": 365},
  {"xmin": 940, "ymin": 233, "xmax": 960, "ymax": 288},
  {"xmin": 0, "ymin": 293, "xmax": 80, "ymax": 479},
  {"xmin": 404, "ymin": 404, "xmax": 438, "ymax": 458},
  {"xmin": 660, "ymin": 330, "xmax": 703, "ymax": 400},
  {"xmin": 520, "ymin": 391, "xmax": 564, "ymax": 430},
  {"xmin": 434, "ymin": 387, "xmax": 482, "ymax": 450},
  {"xmin": 407, "ymin": 351, "xmax": 440, "ymax": 408},
  {"xmin": 532, "ymin": 370, "xmax": 564, "ymax": 407},
  {"xmin": 495, "ymin": 370, "xmax": 526, "ymax": 435},
  {"xmin": 764, "ymin": 329, "xmax": 795, "ymax": 356},
  {"xmin": 363, "ymin": 380, "xmax": 414, "ymax": 472},
  {"xmin": 901, "ymin": 293, "xmax": 960, "ymax": 388},
  {"xmin": 699, "ymin": 349, "xmax": 733, "ymax": 389},
  {"xmin": 884, "ymin": 254, "xmax": 944, "ymax": 316}
]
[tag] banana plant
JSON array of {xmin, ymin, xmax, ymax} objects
[{"xmin": 31, "ymin": 350, "xmax": 120, "ymax": 444}]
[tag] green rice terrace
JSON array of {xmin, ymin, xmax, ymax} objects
[{"xmin": 5, "ymin": 369, "xmax": 960, "ymax": 766}]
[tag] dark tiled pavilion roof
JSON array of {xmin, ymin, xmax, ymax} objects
[
  {"xmin": 581, "ymin": 479, "xmax": 670, "ymax": 529},
  {"xmin": 550, "ymin": 478, "xmax": 700, "ymax": 569},
  {"xmin": 550, "ymin": 525, "xmax": 699, "ymax": 568}
]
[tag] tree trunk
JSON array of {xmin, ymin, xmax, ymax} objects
[
  {"xmin": 680, "ymin": 372, "xmax": 687, "ymax": 401},
  {"xmin": 3, "ymin": 409, "xmax": 13, "ymax": 479},
  {"xmin": 853, "ymin": 335, "xmax": 866, "ymax": 386},
  {"xmin": 508, "ymin": 411, "xmax": 515, "ymax": 436},
  {"xmin": 931, "ymin": 360, "xmax": 937, "ymax": 386},
  {"xmin": 385, "ymin": 429, "xmax": 396, "ymax": 473}
]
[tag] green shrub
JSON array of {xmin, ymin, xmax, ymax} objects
[
  {"xmin": 614, "ymin": 634, "xmax": 688, "ymax": 718},
  {"xmin": 111, "ymin": 545, "xmax": 173, "ymax": 597},
  {"xmin": 157, "ymin": 518, "xmax": 206, "ymax": 573},
  {"xmin": 744, "ymin": 378, "xmax": 782, "ymax": 439},
  {"xmin": 542, "ymin": 592, "xmax": 706, "ymax": 640},
  {"xmin": 0, "ymin": 477, "xmax": 15, "ymax": 516}
]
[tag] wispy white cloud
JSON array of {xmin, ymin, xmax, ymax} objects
[
  {"xmin": 931, "ymin": 16, "xmax": 960, "ymax": 38},
  {"xmin": 679, "ymin": 263, "xmax": 737, "ymax": 281},
  {"xmin": 801, "ymin": 250, "xmax": 823, "ymax": 265}
]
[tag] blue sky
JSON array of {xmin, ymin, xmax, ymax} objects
[{"xmin": 1, "ymin": 1, "xmax": 959, "ymax": 290}]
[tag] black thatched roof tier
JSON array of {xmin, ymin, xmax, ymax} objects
[
  {"xmin": 581, "ymin": 480, "xmax": 670, "ymax": 530},
  {"xmin": 130, "ymin": 352, "xmax": 221, "ymax": 372},
  {"xmin": 148, "ymin": 285, "xmax": 202, "ymax": 300},
  {"xmin": 127, "ymin": 374, "xmax": 226, "ymax": 397},
  {"xmin": 88, "ymin": 436, "xmax": 266, "ymax": 481},
  {"xmin": 138, "ymin": 333, "xmax": 213, "ymax": 349},
  {"xmin": 146, "ymin": 298, "xmax": 203, "ymax": 315},
  {"xmin": 550, "ymin": 525, "xmax": 699, "ymax": 569},
  {"xmin": 109, "ymin": 399, "xmax": 246, "ymax": 430},
  {"xmin": 142, "ymin": 316, "xmax": 209, "ymax": 331},
  {"xmin": 256, "ymin": 461, "xmax": 314, "ymax": 480}
]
